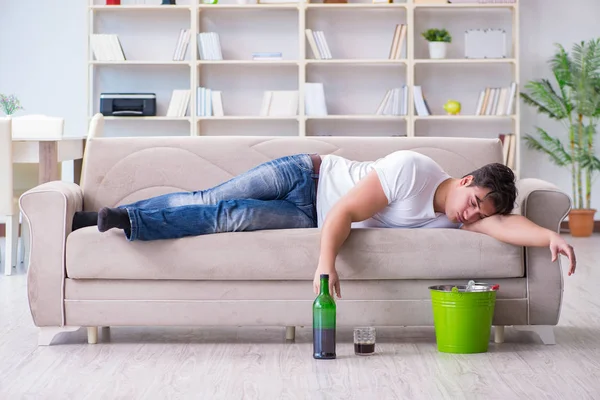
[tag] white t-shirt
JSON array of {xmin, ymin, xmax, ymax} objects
[{"xmin": 315, "ymin": 150, "xmax": 461, "ymax": 229}]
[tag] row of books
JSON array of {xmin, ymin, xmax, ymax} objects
[
  {"xmin": 90, "ymin": 34, "xmax": 126, "ymax": 61},
  {"xmin": 173, "ymin": 29, "xmax": 191, "ymax": 61},
  {"xmin": 305, "ymin": 29, "xmax": 333, "ymax": 60},
  {"xmin": 260, "ymin": 91, "xmax": 300, "ymax": 117},
  {"xmin": 388, "ymin": 24, "xmax": 407, "ymax": 60},
  {"xmin": 198, "ymin": 32, "xmax": 224, "ymax": 61},
  {"xmin": 475, "ymin": 82, "xmax": 517, "ymax": 116},
  {"xmin": 499, "ymin": 133, "xmax": 516, "ymax": 170},
  {"xmin": 377, "ymin": 86, "xmax": 409, "ymax": 116},
  {"xmin": 197, "ymin": 87, "xmax": 224, "ymax": 117}
]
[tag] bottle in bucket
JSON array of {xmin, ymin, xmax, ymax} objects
[
  {"xmin": 313, "ymin": 274, "xmax": 336, "ymax": 360},
  {"xmin": 429, "ymin": 281, "xmax": 499, "ymax": 354}
]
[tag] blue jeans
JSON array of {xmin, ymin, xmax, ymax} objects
[{"xmin": 119, "ymin": 154, "xmax": 319, "ymax": 241}]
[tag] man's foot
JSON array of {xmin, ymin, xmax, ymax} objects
[
  {"xmin": 72, "ymin": 211, "xmax": 99, "ymax": 231},
  {"xmin": 98, "ymin": 207, "xmax": 131, "ymax": 233}
]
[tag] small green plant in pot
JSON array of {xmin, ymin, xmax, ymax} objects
[
  {"xmin": 422, "ymin": 28, "xmax": 452, "ymax": 59},
  {"xmin": 520, "ymin": 38, "xmax": 600, "ymax": 237}
]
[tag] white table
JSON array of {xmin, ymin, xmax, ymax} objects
[{"xmin": 12, "ymin": 136, "xmax": 87, "ymax": 185}]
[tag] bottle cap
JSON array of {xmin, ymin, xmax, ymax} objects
[{"xmin": 320, "ymin": 274, "xmax": 329, "ymax": 279}]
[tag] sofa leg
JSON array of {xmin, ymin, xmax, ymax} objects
[
  {"xmin": 513, "ymin": 325, "xmax": 555, "ymax": 345},
  {"xmin": 494, "ymin": 326, "xmax": 505, "ymax": 343},
  {"xmin": 285, "ymin": 326, "xmax": 295, "ymax": 341},
  {"xmin": 87, "ymin": 327, "xmax": 98, "ymax": 344},
  {"xmin": 38, "ymin": 326, "xmax": 81, "ymax": 346}
]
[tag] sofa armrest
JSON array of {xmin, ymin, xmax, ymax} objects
[
  {"xmin": 19, "ymin": 181, "xmax": 83, "ymax": 327},
  {"xmin": 515, "ymin": 178, "xmax": 571, "ymax": 325}
]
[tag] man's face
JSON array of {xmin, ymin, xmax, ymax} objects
[{"xmin": 446, "ymin": 176, "xmax": 497, "ymax": 225}]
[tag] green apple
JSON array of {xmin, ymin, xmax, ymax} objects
[{"xmin": 443, "ymin": 100, "xmax": 461, "ymax": 115}]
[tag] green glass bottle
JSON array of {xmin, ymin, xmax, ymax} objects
[{"xmin": 313, "ymin": 274, "xmax": 336, "ymax": 360}]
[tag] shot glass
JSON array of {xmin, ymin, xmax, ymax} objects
[{"xmin": 354, "ymin": 327, "xmax": 376, "ymax": 356}]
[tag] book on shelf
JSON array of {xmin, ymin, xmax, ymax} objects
[
  {"xmin": 166, "ymin": 90, "xmax": 190, "ymax": 117},
  {"xmin": 388, "ymin": 24, "xmax": 407, "ymax": 60},
  {"xmin": 260, "ymin": 91, "xmax": 299, "ymax": 117},
  {"xmin": 305, "ymin": 29, "xmax": 332, "ymax": 60},
  {"xmin": 376, "ymin": 86, "xmax": 408, "ymax": 116},
  {"xmin": 413, "ymin": 86, "xmax": 431, "ymax": 116},
  {"xmin": 197, "ymin": 87, "xmax": 224, "ymax": 117},
  {"xmin": 90, "ymin": 34, "xmax": 126, "ymax": 61},
  {"xmin": 198, "ymin": 32, "xmax": 223, "ymax": 61},
  {"xmin": 305, "ymin": 83, "xmax": 328, "ymax": 116},
  {"xmin": 173, "ymin": 29, "xmax": 191, "ymax": 61},
  {"xmin": 499, "ymin": 133, "xmax": 516, "ymax": 170},
  {"xmin": 252, "ymin": 52, "xmax": 283, "ymax": 61},
  {"xmin": 474, "ymin": 82, "xmax": 517, "ymax": 116}
]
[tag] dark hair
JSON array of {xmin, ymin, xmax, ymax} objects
[{"xmin": 464, "ymin": 163, "xmax": 517, "ymax": 215}]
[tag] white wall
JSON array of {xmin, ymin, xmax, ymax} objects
[{"xmin": 1, "ymin": 0, "xmax": 600, "ymax": 212}]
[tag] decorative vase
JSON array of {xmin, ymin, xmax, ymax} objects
[
  {"xmin": 428, "ymin": 42, "xmax": 447, "ymax": 59},
  {"xmin": 568, "ymin": 209, "xmax": 597, "ymax": 237},
  {"xmin": 162, "ymin": 0, "xmax": 176, "ymax": 4},
  {"xmin": 106, "ymin": 0, "xmax": 121, "ymax": 4}
]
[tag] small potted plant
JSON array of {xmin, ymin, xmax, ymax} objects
[
  {"xmin": 0, "ymin": 93, "xmax": 24, "ymax": 116},
  {"xmin": 422, "ymin": 28, "xmax": 452, "ymax": 59}
]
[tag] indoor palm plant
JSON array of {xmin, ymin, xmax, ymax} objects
[
  {"xmin": 422, "ymin": 28, "xmax": 451, "ymax": 59},
  {"xmin": 521, "ymin": 38, "xmax": 600, "ymax": 237}
]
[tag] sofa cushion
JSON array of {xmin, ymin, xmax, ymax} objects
[{"xmin": 66, "ymin": 227, "xmax": 523, "ymax": 280}]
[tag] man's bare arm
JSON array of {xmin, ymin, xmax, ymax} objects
[
  {"xmin": 314, "ymin": 170, "xmax": 389, "ymax": 297},
  {"xmin": 462, "ymin": 214, "xmax": 576, "ymax": 275}
]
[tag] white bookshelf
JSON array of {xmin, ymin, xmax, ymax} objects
[{"xmin": 87, "ymin": 0, "xmax": 520, "ymax": 174}]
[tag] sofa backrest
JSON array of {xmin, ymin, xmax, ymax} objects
[{"xmin": 80, "ymin": 136, "xmax": 504, "ymax": 211}]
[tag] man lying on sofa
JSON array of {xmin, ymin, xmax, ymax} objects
[{"xmin": 73, "ymin": 150, "xmax": 577, "ymax": 297}]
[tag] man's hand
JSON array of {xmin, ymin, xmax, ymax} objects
[
  {"xmin": 313, "ymin": 266, "xmax": 341, "ymax": 299},
  {"xmin": 549, "ymin": 233, "xmax": 576, "ymax": 276}
]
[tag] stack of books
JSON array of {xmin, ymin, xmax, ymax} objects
[
  {"xmin": 252, "ymin": 52, "xmax": 283, "ymax": 61},
  {"xmin": 305, "ymin": 29, "xmax": 332, "ymax": 60}
]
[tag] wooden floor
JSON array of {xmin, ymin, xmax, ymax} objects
[{"xmin": 1, "ymin": 235, "xmax": 599, "ymax": 399}]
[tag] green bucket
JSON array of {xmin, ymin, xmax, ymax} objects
[{"xmin": 429, "ymin": 282, "xmax": 499, "ymax": 354}]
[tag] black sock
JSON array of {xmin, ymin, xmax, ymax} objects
[
  {"xmin": 98, "ymin": 207, "xmax": 131, "ymax": 233},
  {"xmin": 72, "ymin": 211, "xmax": 99, "ymax": 231}
]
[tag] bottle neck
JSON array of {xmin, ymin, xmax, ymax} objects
[{"xmin": 320, "ymin": 277, "xmax": 330, "ymax": 296}]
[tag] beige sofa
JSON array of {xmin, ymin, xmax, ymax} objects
[{"xmin": 19, "ymin": 125, "xmax": 571, "ymax": 346}]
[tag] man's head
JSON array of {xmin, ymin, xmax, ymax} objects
[{"xmin": 445, "ymin": 163, "xmax": 517, "ymax": 225}]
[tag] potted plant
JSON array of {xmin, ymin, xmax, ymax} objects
[
  {"xmin": 422, "ymin": 28, "xmax": 452, "ymax": 59},
  {"xmin": 520, "ymin": 38, "xmax": 600, "ymax": 237}
]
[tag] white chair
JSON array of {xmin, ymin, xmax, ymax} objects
[{"xmin": 0, "ymin": 117, "xmax": 20, "ymax": 275}]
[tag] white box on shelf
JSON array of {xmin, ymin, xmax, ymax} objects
[{"xmin": 465, "ymin": 29, "xmax": 507, "ymax": 59}]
